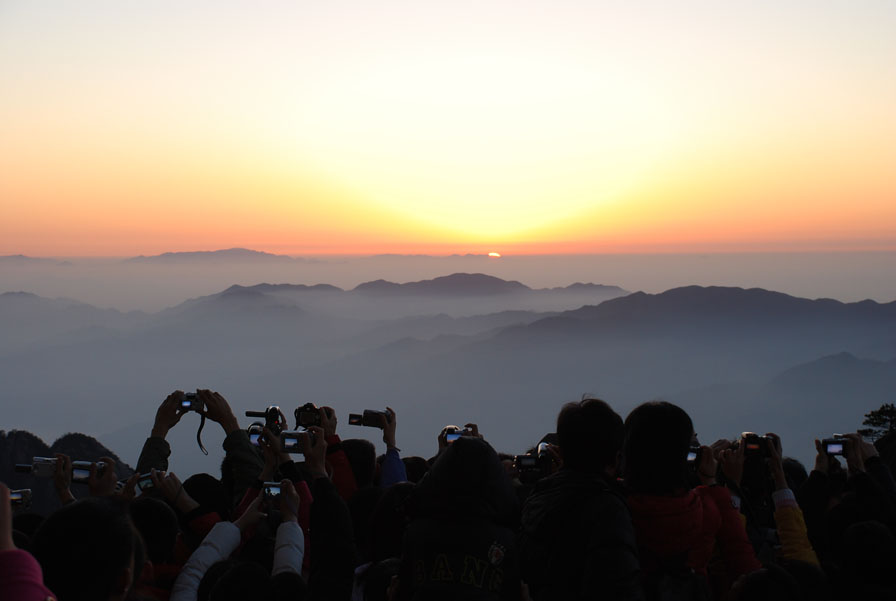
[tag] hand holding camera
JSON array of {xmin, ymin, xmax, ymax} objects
[
  {"xmin": 319, "ymin": 406, "xmax": 337, "ymax": 438},
  {"xmin": 695, "ymin": 445, "xmax": 717, "ymax": 486},
  {"xmin": 1, "ymin": 483, "xmax": 16, "ymax": 551},
  {"xmin": 150, "ymin": 469, "xmax": 199, "ymax": 513},
  {"xmin": 763, "ymin": 432, "xmax": 789, "ymax": 490},
  {"xmin": 382, "ymin": 407, "xmax": 397, "ymax": 448},
  {"xmin": 718, "ymin": 438, "xmax": 746, "ymax": 487},
  {"xmin": 52, "ymin": 453, "xmax": 75, "ymax": 505},
  {"xmin": 277, "ymin": 479, "xmax": 300, "ymax": 523},
  {"xmin": 234, "ymin": 494, "xmax": 266, "ymax": 533},
  {"xmin": 197, "ymin": 389, "xmax": 239, "ymax": 435},
  {"xmin": 88, "ymin": 456, "xmax": 118, "ymax": 498},
  {"xmin": 302, "ymin": 426, "xmax": 328, "ymax": 479},
  {"xmin": 151, "ymin": 390, "xmax": 188, "ymax": 439}
]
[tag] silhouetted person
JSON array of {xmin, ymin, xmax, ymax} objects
[{"xmin": 518, "ymin": 398, "xmax": 644, "ymax": 600}]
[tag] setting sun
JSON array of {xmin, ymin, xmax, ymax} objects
[{"xmin": 1, "ymin": 2, "xmax": 895, "ymax": 256}]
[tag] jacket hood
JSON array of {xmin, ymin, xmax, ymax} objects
[{"xmin": 406, "ymin": 437, "xmax": 519, "ymax": 527}]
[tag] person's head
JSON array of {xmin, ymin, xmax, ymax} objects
[
  {"xmin": 623, "ymin": 401, "xmax": 694, "ymax": 494},
  {"xmin": 32, "ymin": 497, "xmax": 139, "ymax": 601},
  {"xmin": 407, "ymin": 436, "xmax": 518, "ymax": 527},
  {"xmin": 343, "ymin": 438, "xmax": 377, "ymax": 488},
  {"xmin": 184, "ymin": 473, "xmax": 230, "ymax": 520},
  {"xmin": 358, "ymin": 558, "xmax": 401, "ymax": 601},
  {"xmin": 368, "ymin": 482, "xmax": 414, "ymax": 562},
  {"xmin": 557, "ymin": 398, "xmax": 624, "ymax": 475},
  {"xmin": 729, "ymin": 564, "xmax": 829, "ymax": 601},
  {"xmin": 402, "ymin": 456, "xmax": 429, "ymax": 483},
  {"xmin": 129, "ymin": 496, "xmax": 178, "ymax": 564},
  {"xmin": 198, "ymin": 559, "xmax": 273, "ymax": 601},
  {"xmin": 781, "ymin": 457, "xmax": 808, "ymax": 492}
]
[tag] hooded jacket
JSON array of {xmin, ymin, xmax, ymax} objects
[
  {"xmin": 398, "ymin": 437, "xmax": 522, "ymax": 601},
  {"xmin": 519, "ymin": 469, "xmax": 644, "ymax": 601}
]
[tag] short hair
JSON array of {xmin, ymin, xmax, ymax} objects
[
  {"xmin": 402, "ymin": 456, "xmax": 429, "ymax": 483},
  {"xmin": 342, "ymin": 438, "xmax": 377, "ymax": 488},
  {"xmin": 32, "ymin": 497, "xmax": 138, "ymax": 601},
  {"xmin": 556, "ymin": 398, "xmax": 624, "ymax": 473},
  {"xmin": 129, "ymin": 496, "xmax": 178, "ymax": 564},
  {"xmin": 184, "ymin": 473, "xmax": 230, "ymax": 520},
  {"xmin": 623, "ymin": 401, "xmax": 694, "ymax": 494}
]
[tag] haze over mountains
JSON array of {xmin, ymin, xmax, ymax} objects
[
  {"xmin": 4, "ymin": 251, "xmax": 896, "ymax": 312},
  {"xmin": 2, "ymin": 266, "xmax": 895, "ymax": 477}
]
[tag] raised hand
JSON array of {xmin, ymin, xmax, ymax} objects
[
  {"xmin": 151, "ymin": 468, "xmax": 199, "ymax": 513},
  {"xmin": 0, "ymin": 483, "xmax": 15, "ymax": 551},
  {"xmin": 719, "ymin": 440, "xmax": 745, "ymax": 488},
  {"xmin": 696, "ymin": 445, "xmax": 718, "ymax": 486},
  {"xmin": 53, "ymin": 453, "xmax": 75, "ymax": 505},
  {"xmin": 88, "ymin": 456, "xmax": 118, "ymax": 498},
  {"xmin": 151, "ymin": 390, "xmax": 186, "ymax": 439},
  {"xmin": 319, "ymin": 406, "xmax": 338, "ymax": 438},
  {"xmin": 382, "ymin": 406, "xmax": 398, "ymax": 449},
  {"xmin": 302, "ymin": 426, "xmax": 328, "ymax": 479},
  {"xmin": 278, "ymin": 479, "xmax": 300, "ymax": 523},
  {"xmin": 198, "ymin": 389, "xmax": 240, "ymax": 435},
  {"xmin": 234, "ymin": 494, "xmax": 266, "ymax": 533}
]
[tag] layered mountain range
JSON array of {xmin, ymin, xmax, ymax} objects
[{"xmin": 2, "ymin": 273, "xmax": 894, "ymax": 476}]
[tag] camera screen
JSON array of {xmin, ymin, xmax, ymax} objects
[
  {"xmin": 517, "ymin": 456, "xmax": 536, "ymax": 468},
  {"xmin": 282, "ymin": 436, "xmax": 300, "ymax": 450},
  {"xmin": 137, "ymin": 477, "xmax": 154, "ymax": 491},
  {"xmin": 10, "ymin": 491, "xmax": 22, "ymax": 501},
  {"xmin": 687, "ymin": 451, "xmax": 697, "ymax": 462},
  {"xmin": 826, "ymin": 443, "xmax": 844, "ymax": 454},
  {"xmin": 446, "ymin": 433, "xmax": 461, "ymax": 443},
  {"xmin": 348, "ymin": 414, "xmax": 362, "ymax": 425},
  {"xmin": 249, "ymin": 432, "xmax": 261, "ymax": 446},
  {"xmin": 73, "ymin": 468, "xmax": 90, "ymax": 481},
  {"xmin": 265, "ymin": 486, "xmax": 281, "ymax": 496},
  {"xmin": 180, "ymin": 400, "xmax": 192, "ymax": 408}
]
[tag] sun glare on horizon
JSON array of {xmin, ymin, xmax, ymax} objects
[{"xmin": 1, "ymin": 2, "xmax": 895, "ymax": 256}]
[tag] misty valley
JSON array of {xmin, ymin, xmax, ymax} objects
[{"xmin": 2, "ymin": 271, "xmax": 895, "ymax": 477}]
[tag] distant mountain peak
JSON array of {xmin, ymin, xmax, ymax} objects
[
  {"xmin": 125, "ymin": 248, "xmax": 298, "ymax": 263},
  {"xmin": 353, "ymin": 273, "xmax": 530, "ymax": 296}
]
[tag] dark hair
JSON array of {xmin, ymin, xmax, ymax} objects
[
  {"xmin": 184, "ymin": 473, "xmax": 230, "ymax": 520},
  {"xmin": 781, "ymin": 457, "xmax": 808, "ymax": 492},
  {"xmin": 623, "ymin": 401, "xmax": 693, "ymax": 494},
  {"xmin": 360, "ymin": 558, "xmax": 401, "ymax": 601},
  {"xmin": 129, "ymin": 496, "xmax": 178, "ymax": 564},
  {"xmin": 343, "ymin": 438, "xmax": 377, "ymax": 488},
  {"xmin": 406, "ymin": 437, "xmax": 518, "ymax": 527},
  {"xmin": 557, "ymin": 398, "xmax": 624, "ymax": 473},
  {"xmin": 32, "ymin": 497, "xmax": 138, "ymax": 601},
  {"xmin": 201, "ymin": 560, "xmax": 273, "ymax": 601},
  {"xmin": 402, "ymin": 456, "xmax": 429, "ymax": 483},
  {"xmin": 349, "ymin": 486, "xmax": 386, "ymax": 563},
  {"xmin": 368, "ymin": 482, "xmax": 414, "ymax": 562}
]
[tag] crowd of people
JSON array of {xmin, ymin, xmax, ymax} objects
[{"xmin": 2, "ymin": 389, "xmax": 895, "ymax": 601}]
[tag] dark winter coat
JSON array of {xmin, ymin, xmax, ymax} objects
[{"xmin": 518, "ymin": 469, "xmax": 644, "ymax": 601}]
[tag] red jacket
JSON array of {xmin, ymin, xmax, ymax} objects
[{"xmin": 627, "ymin": 486, "xmax": 760, "ymax": 584}]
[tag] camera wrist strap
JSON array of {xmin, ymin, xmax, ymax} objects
[{"xmin": 196, "ymin": 414, "xmax": 209, "ymax": 455}]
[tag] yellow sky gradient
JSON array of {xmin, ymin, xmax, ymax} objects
[{"xmin": 2, "ymin": 1, "xmax": 895, "ymax": 256}]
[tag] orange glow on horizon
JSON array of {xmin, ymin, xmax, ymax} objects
[{"xmin": 2, "ymin": 3, "xmax": 895, "ymax": 257}]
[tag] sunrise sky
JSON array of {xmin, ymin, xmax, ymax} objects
[{"xmin": 1, "ymin": 1, "xmax": 894, "ymax": 256}]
